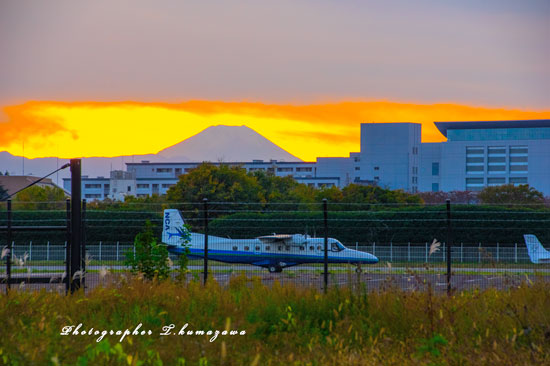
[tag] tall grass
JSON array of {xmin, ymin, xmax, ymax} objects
[{"xmin": 1, "ymin": 276, "xmax": 549, "ymax": 365}]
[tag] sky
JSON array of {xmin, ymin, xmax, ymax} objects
[{"xmin": 1, "ymin": 0, "xmax": 549, "ymax": 161}]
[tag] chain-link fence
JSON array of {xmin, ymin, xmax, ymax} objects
[{"xmin": 2, "ymin": 200, "xmax": 549, "ymax": 293}]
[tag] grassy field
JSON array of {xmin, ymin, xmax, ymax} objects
[{"xmin": 1, "ymin": 275, "xmax": 549, "ymax": 365}]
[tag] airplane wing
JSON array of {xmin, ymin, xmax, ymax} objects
[
  {"xmin": 257, "ymin": 234, "xmax": 293, "ymax": 244},
  {"xmin": 257, "ymin": 234, "xmax": 308, "ymax": 245}
]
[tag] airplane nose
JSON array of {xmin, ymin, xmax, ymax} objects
[{"xmin": 363, "ymin": 252, "xmax": 379, "ymax": 264}]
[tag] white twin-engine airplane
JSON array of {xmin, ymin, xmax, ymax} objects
[
  {"xmin": 161, "ymin": 209, "xmax": 379, "ymax": 273},
  {"xmin": 523, "ymin": 235, "xmax": 550, "ymax": 264}
]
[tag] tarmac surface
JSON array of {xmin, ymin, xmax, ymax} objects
[{"xmin": 2, "ymin": 266, "xmax": 548, "ymax": 293}]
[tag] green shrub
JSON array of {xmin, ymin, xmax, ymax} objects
[{"xmin": 124, "ymin": 221, "xmax": 170, "ymax": 280}]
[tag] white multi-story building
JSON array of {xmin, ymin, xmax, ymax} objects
[
  {"xmin": 360, "ymin": 120, "xmax": 550, "ymax": 195},
  {"xmin": 420, "ymin": 120, "xmax": 550, "ymax": 193}
]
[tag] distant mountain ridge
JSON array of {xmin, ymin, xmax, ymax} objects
[
  {"xmin": 0, "ymin": 125, "xmax": 301, "ymax": 184},
  {"xmin": 158, "ymin": 125, "xmax": 300, "ymax": 162}
]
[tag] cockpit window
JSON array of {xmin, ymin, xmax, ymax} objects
[{"xmin": 331, "ymin": 241, "xmax": 344, "ymax": 252}]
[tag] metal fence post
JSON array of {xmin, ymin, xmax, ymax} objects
[
  {"xmin": 323, "ymin": 199, "xmax": 328, "ymax": 293},
  {"xmin": 203, "ymin": 198, "xmax": 209, "ymax": 285},
  {"xmin": 6, "ymin": 200, "xmax": 12, "ymax": 292},
  {"xmin": 478, "ymin": 242, "xmax": 481, "ymax": 263},
  {"xmin": 373, "ymin": 242, "xmax": 376, "ymax": 257},
  {"xmin": 446, "ymin": 199, "xmax": 452, "ymax": 296},
  {"xmin": 29, "ymin": 241, "xmax": 32, "ymax": 261},
  {"xmin": 425, "ymin": 242, "xmax": 428, "ymax": 262},
  {"xmin": 390, "ymin": 242, "xmax": 393, "ymax": 262},
  {"xmin": 99, "ymin": 241, "xmax": 102, "ymax": 262},
  {"xmin": 65, "ymin": 199, "xmax": 70, "ymax": 294},
  {"xmin": 82, "ymin": 199, "xmax": 86, "ymax": 290},
  {"xmin": 69, "ymin": 159, "xmax": 82, "ymax": 293},
  {"xmin": 116, "ymin": 241, "xmax": 120, "ymax": 261},
  {"xmin": 514, "ymin": 243, "xmax": 517, "ymax": 263}
]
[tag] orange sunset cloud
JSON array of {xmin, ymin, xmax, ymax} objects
[{"xmin": 1, "ymin": 100, "xmax": 550, "ymax": 161}]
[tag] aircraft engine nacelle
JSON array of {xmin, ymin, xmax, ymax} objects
[{"xmin": 290, "ymin": 234, "xmax": 308, "ymax": 244}]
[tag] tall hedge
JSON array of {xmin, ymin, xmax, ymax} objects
[{"xmin": 208, "ymin": 205, "xmax": 550, "ymax": 246}]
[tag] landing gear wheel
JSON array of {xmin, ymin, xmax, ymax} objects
[{"xmin": 268, "ymin": 265, "xmax": 283, "ymax": 273}]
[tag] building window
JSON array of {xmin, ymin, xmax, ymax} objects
[
  {"xmin": 466, "ymin": 147, "xmax": 484, "ymax": 174},
  {"xmin": 432, "ymin": 162, "xmax": 439, "ymax": 176},
  {"xmin": 374, "ymin": 176, "xmax": 379, "ymax": 180},
  {"xmin": 156, "ymin": 168, "xmax": 172, "ymax": 173},
  {"xmin": 509, "ymin": 146, "xmax": 528, "ymax": 173},
  {"xmin": 255, "ymin": 246, "xmax": 260, "ymax": 251},
  {"xmin": 487, "ymin": 177, "xmax": 506, "ymax": 186},
  {"xmin": 244, "ymin": 246, "xmax": 249, "ymax": 251},
  {"xmin": 232, "ymin": 246, "xmax": 238, "ymax": 251},
  {"xmin": 466, "ymin": 177, "xmax": 484, "ymax": 191},
  {"xmin": 265, "ymin": 246, "xmax": 270, "ymax": 251},
  {"xmin": 137, "ymin": 184, "xmax": 149, "ymax": 189},
  {"xmin": 127, "ymin": 186, "xmax": 131, "ymax": 192},
  {"xmin": 487, "ymin": 146, "xmax": 506, "ymax": 174},
  {"xmin": 509, "ymin": 177, "xmax": 528, "ymax": 185},
  {"xmin": 296, "ymin": 167, "xmax": 312, "ymax": 172},
  {"xmin": 161, "ymin": 184, "xmax": 175, "ymax": 188},
  {"xmin": 374, "ymin": 166, "xmax": 379, "ymax": 171},
  {"xmin": 84, "ymin": 194, "xmax": 102, "ymax": 198},
  {"xmin": 355, "ymin": 167, "xmax": 360, "ymax": 171},
  {"xmin": 175, "ymin": 168, "xmax": 182, "ymax": 175},
  {"xmin": 184, "ymin": 168, "xmax": 194, "ymax": 173},
  {"xmin": 277, "ymin": 167, "xmax": 293, "ymax": 172},
  {"xmin": 84, "ymin": 184, "xmax": 102, "ymax": 189},
  {"xmin": 432, "ymin": 183, "xmax": 439, "ymax": 192},
  {"xmin": 354, "ymin": 157, "xmax": 360, "ymax": 162}
]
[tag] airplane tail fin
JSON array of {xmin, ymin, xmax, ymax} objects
[
  {"xmin": 523, "ymin": 234, "xmax": 549, "ymax": 264},
  {"xmin": 162, "ymin": 209, "xmax": 187, "ymax": 245}
]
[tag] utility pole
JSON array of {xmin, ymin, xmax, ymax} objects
[{"xmin": 70, "ymin": 159, "xmax": 82, "ymax": 293}]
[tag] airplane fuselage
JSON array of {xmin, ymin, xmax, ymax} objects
[{"xmin": 165, "ymin": 233, "xmax": 378, "ymax": 271}]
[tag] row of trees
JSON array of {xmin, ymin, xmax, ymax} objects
[
  {"xmin": 165, "ymin": 163, "xmax": 422, "ymax": 205},
  {"xmin": 1, "ymin": 163, "xmax": 548, "ymax": 209}
]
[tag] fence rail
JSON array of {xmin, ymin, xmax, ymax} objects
[{"xmin": 0, "ymin": 241, "xmax": 535, "ymax": 264}]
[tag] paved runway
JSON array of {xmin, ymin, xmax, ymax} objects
[
  {"xmin": 3, "ymin": 264, "xmax": 549, "ymax": 273},
  {"xmin": 2, "ymin": 268, "xmax": 548, "ymax": 293}
]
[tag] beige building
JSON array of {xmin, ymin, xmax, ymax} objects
[{"xmin": 0, "ymin": 175, "xmax": 65, "ymax": 199}]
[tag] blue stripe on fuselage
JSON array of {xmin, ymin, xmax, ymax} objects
[{"xmin": 167, "ymin": 247, "xmax": 377, "ymax": 265}]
